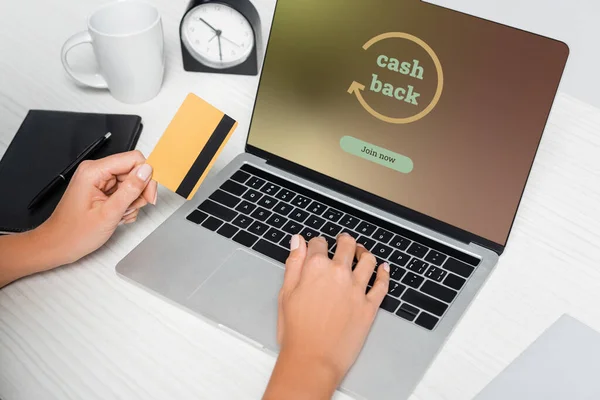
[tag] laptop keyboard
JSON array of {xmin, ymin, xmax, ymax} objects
[{"xmin": 186, "ymin": 164, "xmax": 481, "ymax": 331}]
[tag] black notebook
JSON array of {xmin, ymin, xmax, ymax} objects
[{"xmin": 0, "ymin": 110, "xmax": 143, "ymax": 233}]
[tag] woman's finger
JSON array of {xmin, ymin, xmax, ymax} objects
[
  {"xmin": 281, "ymin": 235, "xmax": 307, "ymax": 294},
  {"xmin": 366, "ymin": 262, "xmax": 390, "ymax": 307},
  {"xmin": 141, "ymin": 179, "xmax": 158, "ymax": 205},
  {"xmin": 126, "ymin": 195, "xmax": 148, "ymax": 211},
  {"xmin": 332, "ymin": 233, "xmax": 356, "ymax": 267},
  {"xmin": 353, "ymin": 245, "xmax": 377, "ymax": 287},
  {"xmin": 306, "ymin": 236, "xmax": 328, "ymax": 261}
]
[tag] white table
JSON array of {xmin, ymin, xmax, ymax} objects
[{"xmin": 1, "ymin": 1, "xmax": 599, "ymax": 399}]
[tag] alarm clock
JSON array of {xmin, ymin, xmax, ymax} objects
[{"xmin": 180, "ymin": 0, "xmax": 263, "ymax": 75}]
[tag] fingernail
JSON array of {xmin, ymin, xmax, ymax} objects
[
  {"xmin": 338, "ymin": 232, "xmax": 350, "ymax": 238},
  {"xmin": 382, "ymin": 263, "xmax": 390, "ymax": 273},
  {"xmin": 124, "ymin": 208, "xmax": 136, "ymax": 217},
  {"xmin": 136, "ymin": 164, "xmax": 153, "ymax": 181},
  {"xmin": 152, "ymin": 191, "xmax": 158, "ymax": 206},
  {"xmin": 118, "ymin": 220, "xmax": 125, "ymax": 226},
  {"xmin": 290, "ymin": 235, "xmax": 300, "ymax": 251},
  {"xmin": 356, "ymin": 243, "xmax": 365, "ymax": 248}
]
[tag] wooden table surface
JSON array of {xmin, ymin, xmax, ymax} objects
[{"xmin": 1, "ymin": 1, "xmax": 599, "ymax": 399}]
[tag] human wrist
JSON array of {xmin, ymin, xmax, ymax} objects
[
  {"xmin": 28, "ymin": 221, "xmax": 70, "ymax": 271},
  {"xmin": 264, "ymin": 346, "xmax": 342, "ymax": 400}
]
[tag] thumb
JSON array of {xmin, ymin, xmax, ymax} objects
[
  {"xmin": 105, "ymin": 164, "xmax": 153, "ymax": 217},
  {"xmin": 281, "ymin": 235, "xmax": 307, "ymax": 294}
]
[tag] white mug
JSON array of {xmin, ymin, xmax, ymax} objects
[{"xmin": 61, "ymin": 1, "xmax": 165, "ymax": 104}]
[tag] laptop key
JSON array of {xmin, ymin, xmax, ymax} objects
[
  {"xmin": 282, "ymin": 221, "xmax": 303, "ymax": 234},
  {"xmin": 322, "ymin": 235, "xmax": 336, "ymax": 250},
  {"xmin": 305, "ymin": 215, "xmax": 326, "ymax": 230},
  {"xmin": 443, "ymin": 273, "xmax": 466, "ymax": 291},
  {"xmin": 266, "ymin": 214, "xmax": 288, "ymax": 229},
  {"xmin": 389, "ymin": 250, "xmax": 410, "ymax": 266},
  {"xmin": 232, "ymin": 215, "xmax": 254, "ymax": 229},
  {"xmin": 231, "ymin": 170, "xmax": 251, "ymax": 184},
  {"xmin": 373, "ymin": 228, "xmax": 394, "ymax": 244},
  {"xmin": 246, "ymin": 176, "xmax": 266, "ymax": 189},
  {"xmin": 290, "ymin": 209, "xmax": 310, "ymax": 223},
  {"xmin": 356, "ymin": 221, "xmax": 377, "ymax": 236},
  {"xmin": 242, "ymin": 189, "xmax": 262, "ymax": 203},
  {"xmin": 323, "ymin": 208, "xmax": 343, "ymax": 222},
  {"xmin": 402, "ymin": 272, "xmax": 424, "ymax": 289},
  {"xmin": 307, "ymin": 201, "xmax": 327, "ymax": 215},
  {"xmin": 407, "ymin": 258, "xmax": 428, "ymax": 274},
  {"xmin": 396, "ymin": 303, "xmax": 420, "ymax": 321},
  {"xmin": 421, "ymin": 280, "xmax": 457, "ymax": 303},
  {"xmin": 390, "ymin": 265, "xmax": 406, "ymax": 281},
  {"xmin": 279, "ymin": 234, "xmax": 292, "ymax": 248},
  {"xmin": 217, "ymin": 223, "xmax": 239, "ymax": 239},
  {"xmin": 199, "ymin": 200, "xmax": 237, "ymax": 222},
  {"xmin": 341, "ymin": 229, "xmax": 359, "ymax": 239},
  {"xmin": 300, "ymin": 227, "xmax": 319, "ymax": 241},
  {"xmin": 380, "ymin": 296, "xmax": 401, "ymax": 313},
  {"xmin": 253, "ymin": 240, "xmax": 289, "ymax": 264},
  {"xmin": 425, "ymin": 266, "xmax": 447, "ymax": 282},
  {"xmin": 339, "ymin": 215, "xmax": 360, "ymax": 230},
  {"xmin": 291, "ymin": 194, "xmax": 311, "ymax": 209},
  {"xmin": 209, "ymin": 190, "xmax": 240, "ymax": 208},
  {"xmin": 321, "ymin": 222, "xmax": 342, "ymax": 236},
  {"xmin": 388, "ymin": 281, "xmax": 406, "ymax": 298},
  {"xmin": 443, "ymin": 258, "xmax": 475, "ymax": 278},
  {"xmin": 415, "ymin": 313, "xmax": 439, "ymax": 330},
  {"xmin": 407, "ymin": 243, "xmax": 429, "ymax": 258},
  {"xmin": 257, "ymin": 195, "xmax": 277, "ymax": 209},
  {"xmin": 187, "ymin": 210, "xmax": 208, "ymax": 224},
  {"xmin": 273, "ymin": 202, "xmax": 294, "ymax": 216},
  {"xmin": 248, "ymin": 221, "xmax": 269, "ymax": 236},
  {"xmin": 220, "ymin": 180, "xmax": 247, "ymax": 196},
  {"xmin": 264, "ymin": 228, "xmax": 286, "ymax": 244},
  {"xmin": 372, "ymin": 243, "xmax": 393, "ymax": 259},
  {"xmin": 402, "ymin": 289, "xmax": 448, "ymax": 317},
  {"xmin": 356, "ymin": 236, "xmax": 376, "ymax": 250},
  {"xmin": 390, "ymin": 235, "xmax": 411, "ymax": 251},
  {"xmin": 275, "ymin": 189, "xmax": 295, "ymax": 202},
  {"xmin": 233, "ymin": 231, "xmax": 259, "ymax": 247},
  {"xmin": 251, "ymin": 207, "xmax": 272, "ymax": 222},
  {"xmin": 260, "ymin": 183, "xmax": 281, "ymax": 196},
  {"xmin": 424, "ymin": 250, "xmax": 447, "ymax": 266},
  {"xmin": 235, "ymin": 200, "xmax": 257, "ymax": 215},
  {"xmin": 202, "ymin": 216, "xmax": 223, "ymax": 231}
]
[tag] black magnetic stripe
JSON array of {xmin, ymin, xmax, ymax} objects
[{"xmin": 176, "ymin": 114, "xmax": 236, "ymax": 198}]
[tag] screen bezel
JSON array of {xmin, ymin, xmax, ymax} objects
[{"xmin": 244, "ymin": 0, "xmax": 570, "ymax": 256}]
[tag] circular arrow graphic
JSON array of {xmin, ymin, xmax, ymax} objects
[{"xmin": 349, "ymin": 32, "xmax": 444, "ymax": 125}]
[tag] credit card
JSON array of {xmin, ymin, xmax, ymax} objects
[{"xmin": 147, "ymin": 93, "xmax": 238, "ymax": 200}]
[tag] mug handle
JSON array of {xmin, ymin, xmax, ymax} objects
[{"xmin": 61, "ymin": 31, "xmax": 108, "ymax": 89}]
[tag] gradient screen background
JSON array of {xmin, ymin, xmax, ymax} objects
[{"xmin": 247, "ymin": 0, "xmax": 569, "ymax": 246}]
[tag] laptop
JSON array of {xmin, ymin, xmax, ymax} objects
[{"xmin": 116, "ymin": 1, "xmax": 569, "ymax": 399}]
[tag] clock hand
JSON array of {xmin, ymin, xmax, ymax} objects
[
  {"xmin": 220, "ymin": 35, "xmax": 241, "ymax": 48},
  {"xmin": 209, "ymin": 33, "xmax": 217, "ymax": 43},
  {"xmin": 217, "ymin": 32, "xmax": 223, "ymax": 62},
  {"xmin": 199, "ymin": 18, "xmax": 218, "ymax": 33}
]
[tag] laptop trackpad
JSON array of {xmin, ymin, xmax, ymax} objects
[{"xmin": 186, "ymin": 250, "xmax": 283, "ymax": 352}]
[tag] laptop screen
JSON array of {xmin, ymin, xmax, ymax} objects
[{"xmin": 247, "ymin": 0, "xmax": 568, "ymax": 246}]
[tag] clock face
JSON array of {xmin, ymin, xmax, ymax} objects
[{"xmin": 181, "ymin": 3, "xmax": 255, "ymax": 69}]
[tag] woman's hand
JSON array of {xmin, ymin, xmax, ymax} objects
[
  {"xmin": 0, "ymin": 151, "xmax": 157, "ymax": 288},
  {"xmin": 38, "ymin": 150, "xmax": 158, "ymax": 266},
  {"xmin": 263, "ymin": 233, "xmax": 390, "ymax": 400}
]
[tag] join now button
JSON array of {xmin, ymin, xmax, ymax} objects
[{"xmin": 340, "ymin": 136, "xmax": 414, "ymax": 174}]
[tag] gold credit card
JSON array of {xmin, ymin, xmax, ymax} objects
[{"xmin": 147, "ymin": 93, "xmax": 238, "ymax": 200}]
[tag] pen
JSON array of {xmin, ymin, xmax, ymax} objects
[{"xmin": 28, "ymin": 132, "xmax": 112, "ymax": 210}]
